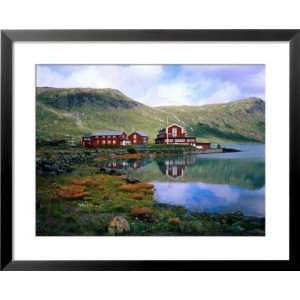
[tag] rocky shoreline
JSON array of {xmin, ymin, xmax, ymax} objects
[{"xmin": 36, "ymin": 144, "xmax": 264, "ymax": 236}]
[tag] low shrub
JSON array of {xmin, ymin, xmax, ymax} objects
[
  {"xmin": 57, "ymin": 185, "xmax": 89, "ymax": 200},
  {"xmin": 127, "ymin": 147, "xmax": 137, "ymax": 154}
]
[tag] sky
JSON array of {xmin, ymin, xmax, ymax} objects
[{"xmin": 36, "ymin": 64, "xmax": 265, "ymax": 106}]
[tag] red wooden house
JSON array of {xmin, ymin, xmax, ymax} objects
[
  {"xmin": 128, "ymin": 131, "xmax": 149, "ymax": 145},
  {"xmin": 155, "ymin": 123, "xmax": 196, "ymax": 145},
  {"xmin": 195, "ymin": 142, "xmax": 211, "ymax": 150},
  {"xmin": 81, "ymin": 130, "xmax": 129, "ymax": 148}
]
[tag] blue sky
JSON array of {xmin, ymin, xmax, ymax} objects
[{"xmin": 36, "ymin": 64, "xmax": 265, "ymax": 106}]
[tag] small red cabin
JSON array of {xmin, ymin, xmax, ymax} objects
[
  {"xmin": 195, "ymin": 142, "xmax": 211, "ymax": 150},
  {"xmin": 81, "ymin": 130, "xmax": 128, "ymax": 148},
  {"xmin": 155, "ymin": 123, "xmax": 196, "ymax": 145},
  {"xmin": 128, "ymin": 131, "xmax": 149, "ymax": 145}
]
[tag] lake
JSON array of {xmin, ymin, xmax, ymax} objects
[{"xmin": 100, "ymin": 144, "xmax": 265, "ymax": 217}]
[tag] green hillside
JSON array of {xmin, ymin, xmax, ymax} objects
[{"xmin": 36, "ymin": 87, "xmax": 265, "ymax": 144}]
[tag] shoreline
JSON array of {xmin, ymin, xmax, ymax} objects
[{"xmin": 36, "ymin": 143, "xmax": 265, "ymax": 236}]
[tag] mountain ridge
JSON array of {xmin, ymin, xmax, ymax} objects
[
  {"xmin": 37, "ymin": 87, "xmax": 145, "ymax": 111},
  {"xmin": 36, "ymin": 87, "xmax": 265, "ymax": 143}
]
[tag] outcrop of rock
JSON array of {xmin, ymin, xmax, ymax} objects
[{"xmin": 108, "ymin": 216, "xmax": 130, "ymax": 235}]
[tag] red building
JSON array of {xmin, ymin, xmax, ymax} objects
[
  {"xmin": 155, "ymin": 123, "xmax": 196, "ymax": 145},
  {"xmin": 81, "ymin": 130, "xmax": 129, "ymax": 148},
  {"xmin": 195, "ymin": 142, "xmax": 211, "ymax": 150},
  {"xmin": 128, "ymin": 131, "xmax": 149, "ymax": 145}
]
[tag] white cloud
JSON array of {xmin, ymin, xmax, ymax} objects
[
  {"xmin": 36, "ymin": 65, "xmax": 265, "ymax": 106},
  {"xmin": 197, "ymin": 81, "xmax": 242, "ymax": 105},
  {"xmin": 141, "ymin": 81, "xmax": 194, "ymax": 106},
  {"xmin": 247, "ymin": 70, "xmax": 265, "ymax": 90},
  {"xmin": 200, "ymin": 183, "xmax": 240, "ymax": 203},
  {"xmin": 36, "ymin": 66, "xmax": 65, "ymax": 87},
  {"xmin": 36, "ymin": 65, "xmax": 164, "ymax": 104}
]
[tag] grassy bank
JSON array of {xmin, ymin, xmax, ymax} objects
[{"xmin": 36, "ymin": 145, "xmax": 265, "ymax": 236}]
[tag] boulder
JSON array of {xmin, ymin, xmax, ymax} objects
[
  {"xmin": 36, "ymin": 158, "xmax": 74, "ymax": 176},
  {"xmin": 126, "ymin": 176, "xmax": 140, "ymax": 184},
  {"xmin": 108, "ymin": 216, "xmax": 130, "ymax": 235}
]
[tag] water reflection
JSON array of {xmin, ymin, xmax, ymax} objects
[
  {"xmin": 157, "ymin": 156, "xmax": 197, "ymax": 179},
  {"xmin": 104, "ymin": 158, "xmax": 151, "ymax": 170},
  {"xmin": 131, "ymin": 156, "xmax": 265, "ymax": 190},
  {"xmin": 99, "ymin": 145, "xmax": 265, "ymax": 217},
  {"xmin": 154, "ymin": 182, "xmax": 265, "ymax": 217}
]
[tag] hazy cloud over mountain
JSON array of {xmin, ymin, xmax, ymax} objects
[{"xmin": 36, "ymin": 64, "xmax": 265, "ymax": 106}]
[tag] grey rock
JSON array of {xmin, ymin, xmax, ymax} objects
[{"xmin": 126, "ymin": 176, "xmax": 140, "ymax": 184}]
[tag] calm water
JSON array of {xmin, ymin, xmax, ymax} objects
[{"xmin": 100, "ymin": 144, "xmax": 265, "ymax": 217}]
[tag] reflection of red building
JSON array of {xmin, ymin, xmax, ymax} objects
[
  {"xmin": 165, "ymin": 163, "xmax": 186, "ymax": 178},
  {"xmin": 155, "ymin": 123, "xmax": 196, "ymax": 145},
  {"xmin": 128, "ymin": 131, "xmax": 149, "ymax": 145},
  {"xmin": 158, "ymin": 156, "xmax": 197, "ymax": 179},
  {"xmin": 81, "ymin": 130, "xmax": 128, "ymax": 148},
  {"xmin": 105, "ymin": 159, "xmax": 145, "ymax": 170}
]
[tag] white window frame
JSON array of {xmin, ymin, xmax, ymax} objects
[{"xmin": 172, "ymin": 127, "xmax": 177, "ymax": 136}]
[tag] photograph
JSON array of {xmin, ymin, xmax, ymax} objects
[{"xmin": 36, "ymin": 64, "xmax": 265, "ymax": 236}]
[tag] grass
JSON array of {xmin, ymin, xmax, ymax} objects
[
  {"xmin": 36, "ymin": 87, "xmax": 265, "ymax": 144},
  {"xmin": 36, "ymin": 145, "xmax": 265, "ymax": 236}
]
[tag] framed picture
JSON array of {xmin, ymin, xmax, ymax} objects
[{"xmin": 1, "ymin": 30, "xmax": 299, "ymax": 270}]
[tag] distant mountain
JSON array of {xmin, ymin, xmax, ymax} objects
[
  {"xmin": 158, "ymin": 97, "xmax": 265, "ymax": 143},
  {"xmin": 37, "ymin": 87, "xmax": 145, "ymax": 110},
  {"xmin": 36, "ymin": 87, "xmax": 265, "ymax": 144}
]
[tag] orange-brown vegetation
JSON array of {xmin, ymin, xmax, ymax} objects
[
  {"xmin": 57, "ymin": 185, "xmax": 89, "ymax": 200},
  {"xmin": 169, "ymin": 217, "xmax": 181, "ymax": 225},
  {"xmin": 131, "ymin": 207, "xmax": 153, "ymax": 218},
  {"xmin": 131, "ymin": 193, "xmax": 144, "ymax": 200},
  {"xmin": 120, "ymin": 183, "xmax": 154, "ymax": 193},
  {"xmin": 93, "ymin": 155, "xmax": 107, "ymax": 161},
  {"xmin": 72, "ymin": 177, "xmax": 98, "ymax": 186}
]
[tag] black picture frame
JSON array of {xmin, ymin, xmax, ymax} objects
[{"xmin": 1, "ymin": 29, "xmax": 299, "ymax": 271}]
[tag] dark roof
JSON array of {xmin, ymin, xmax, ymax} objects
[
  {"xmin": 83, "ymin": 130, "xmax": 125, "ymax": 137},
  {"xmin": 167, "ymin": 123, "xmax": 185, "ymax": 129},
  {"xmin": 131, "ymin": 131, "xmax": 148, "ymax": 137},
  {"xmin": 155, "ymin": 135, "xmax": 196, "ymax": 139}
]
